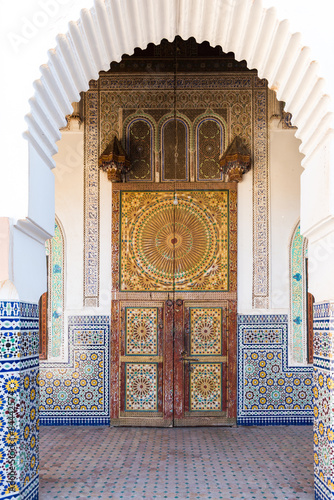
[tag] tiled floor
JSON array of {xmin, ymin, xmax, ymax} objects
[{"xmin": 40, "ymin": 425, "xmax": 313, "ymax": 499}]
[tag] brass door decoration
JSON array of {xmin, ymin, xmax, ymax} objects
[{"xmin": 111, "ymin": 183, "xmax": 237, "ymax": 426}]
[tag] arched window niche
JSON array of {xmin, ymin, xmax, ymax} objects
[{"xmin": 289, "ymin": 222, "xmax": 310, "ymax": 366}]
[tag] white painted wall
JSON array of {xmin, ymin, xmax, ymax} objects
[
  {"xmin": 270, "ymin": 126, "xmax": 304, "ymax": 310},
  {"xmin": 237, "ymin": 169, "xmax": 253, "ymax": 312},
  {"xmin": 53, "ymin": 128, "xmax": 112, "ymax": 318},
  {"xmin": 238, "ymin": 124, "xmax": 304, "ymax": 314}
]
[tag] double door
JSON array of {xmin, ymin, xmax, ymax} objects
[
  {"xmin": 110, "ymin": 185, "xmax": 237, "ymax": 426},
  {"xmin": 111, "ymin": 298, "xmax": 236, "ymax": 426}
]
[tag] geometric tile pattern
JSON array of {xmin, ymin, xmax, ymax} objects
[
  {"xmin": 125, "ymin": 363, "xmax": 158, "ymax": 411},
  {"xmin": 290, "ymin": 223, "xmax": 307, "ymax": 364},
  {"xmin": 238, "ymin": 315, "xmax": 313, "ymax": 425},
  {"xmin": 46, "ymin": 218, "xmax": 64, "ymax": 359},
  {"xmin": 39, "ymin": 426, "xmax": 314, "ymax": 499},
  {"xmin": 243, "ymin": 327, "xmax": 282, "ymax": 344},
  {"xmin": 314, "ymin": 366, "xmax": 334, "ymax": 500},
  {"xmin": 0, "ymin": 301, "xmax": 39, "ymax": 500},
  {"xmin": 40, "ymin": 316, "xmax": 110, "ymax": 425},
  {"xmin": 120, "ymin": 190, "xmax": 229, "ymax": 292},
  {"xmin": 190, "ymin": 363, "xmax": 222, "ymax": 411},
  {"xmin": 190, "ymin": 308, "xmax": 222, "ymax": 355},
  {"xmin": 73, "ymin": 329, "xmax": 104, "ymax": 346},
  {"xmin": 126, "ymin": 308, "xmax": 158, "ymax": 355},
  {"xmin": 313, "ymin": 302, "xmax": 334, "ymax": 500}
]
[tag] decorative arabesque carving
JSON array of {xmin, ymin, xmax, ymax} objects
[
  {"xmin": 219, "ymin": 136, "xmax": 251, "ymax": 182},
  {"xmin": 99, "ymin": 137, "xmax": 131, "ymax": 182}
]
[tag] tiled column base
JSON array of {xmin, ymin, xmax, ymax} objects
[
  {"xmin": 0, "ymin": 301, "xmax": 39, "ymax": 500},
  {"xmin": 314, "ymin": 302, "xmax": 334, "ymax": 500}
]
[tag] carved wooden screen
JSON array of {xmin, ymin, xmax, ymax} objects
[
  {"xmin": 197, "ymin": 119, "xmax": 223, "ymax": 180},
  {"xmin": 162, "ymin": 120, "xmax": 188, "ymax": 181},
  {"xmin": 127, "ymin": 119, "xmax": 152, "ymax": 181}
]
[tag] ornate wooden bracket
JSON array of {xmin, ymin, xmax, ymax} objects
[
  {"xmin": 219, "ymin": 136, "xmax": 251, "ymax": 182},
  {"xmin": 99, "ymin": 136, "xmax": 131, "ymax": 182}
]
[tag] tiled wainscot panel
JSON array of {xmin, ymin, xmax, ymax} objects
[
  {"xmin": 40, "ymin": 316, "xmax": 110, "ymax": 425},
  {"xmin": 238, "ymin": 315, "xmax": 313, "ymax": 425},
  {"xmin": 313, "ymin": 303, "xmax": 334, "ymax": 500}
]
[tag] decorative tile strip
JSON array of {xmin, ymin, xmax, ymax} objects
[
  {"xmin": 47, "ymin": 219, "xmax": 65, "ymax": 358},
  {"xmin": 84, "ymin": 90, "xmax": 100, "ymax": 307},
  {"xmin": 290, "ymin": 224, "xmax": 307, "ymax": 364},
  {"xmin": 252, "ymin": 89, "xmax": 269, "ymax": 308}
]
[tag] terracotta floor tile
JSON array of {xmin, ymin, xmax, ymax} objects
[{"xmin": 40, "ymin": 426, "xmax": 313, "ymax": 499}]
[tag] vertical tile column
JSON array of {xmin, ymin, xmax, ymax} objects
[
  {"xmin": 0, "ymin": 301, "xmax": 39, "ymax": 500},
  {"xmin": 314, "ymin": 302, "xmax": 334, "ymax": 500}
]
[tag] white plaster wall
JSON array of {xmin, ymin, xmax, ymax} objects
[
  {"xmin": 53, "ymin": 130, "xmax": 84, "ymax": 311},
  {"xmin": 237, "ymin": 169, "xmax": 253, "ymax": 313},
  {"xmin": 238, "ymin": 125, "xmax": 304, "ymax": 314},
  {"xmin": 270, "ymin": 127, "xmax": 304, "ymax": 311},
  {"xmin": 53, "ymin": 129, "xmax": 112, "ymax": 319},
  {"xmin": 99, "ymin": 172, "xmax": 112, "ymax": 313}
]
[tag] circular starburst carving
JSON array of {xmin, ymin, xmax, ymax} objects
[
  {"xmin": 132, "ymin": 376, "xmax": 150, "ymax": 396},
  {"xmin": 130, "ymin": 193, "xmax": 218, "ymax": 288},
  {"xmin": 196, "ymin": 321, "xmax": 215, "ymax": 341},
  {"xmin": 195, "ymin": 376, "xmax": 215, "ymax": 397},
  {"xmin": 132, "ymin": 322, "xmax": 149, "ymax": 342}
]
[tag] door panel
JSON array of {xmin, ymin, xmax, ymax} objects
[
  {"xmin": 188, "ymin": 306, "xmax": 226, "ymax": 414},
  {"xmin": 115, "ymin": 303, "xmax": 172, "ymax": 426},
  {"xmin": 174, "ymin": 302, "xmax": 233, "ymax": 426},
  {"xmin": 189, "ymin": 363, "xmax": 223, "ymax": 411}
]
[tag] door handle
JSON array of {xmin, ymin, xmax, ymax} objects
[{"xmin": 180, "ymin": 350, "xmax": 199, "ymax": 361}]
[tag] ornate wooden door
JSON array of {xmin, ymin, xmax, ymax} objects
[{"xmin": 111, "ymin": 184, "xmax": 237, "ymax": 426}]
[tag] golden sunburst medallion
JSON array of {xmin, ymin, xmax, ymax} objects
[{"xmin": 120, "ymin": 191, "xmax": 229, "ymax": 291}]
